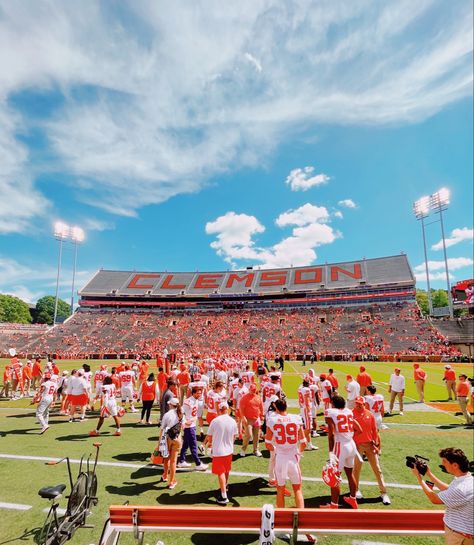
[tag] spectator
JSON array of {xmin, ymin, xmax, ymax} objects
[
  {"xmin": 327, "ymin": 369, "xmax": 339, "ymax": 392},
  {"xmin": 160, "ymin": 379, "xmax": 178, "ymax": 425},
  {"xmin": 388, "ymin": 368, "xmax": 405, "ymax": 416},
  {"xmin": 356, "ymin": 366, "xmax": 372, "ymax": 396},
  {"xmin": 411, "ymin": 447, "xmax": 473, "ymax": 544},
  {"xmin": 443, "ymin": 365, "xmax": 457, "ymax": 401},
  {"xmin": 413, "ymin": 363, "xmax": 427, "ymax": 403},
  {"xmin": 204, "ymin": 400, "xmax": 238, "ymax": 505},
  {"xmin": 352, "ymin": 396, "xmax": 390, "ymax": 505},
  {"xmin": 239, "ymin": 384, "xmax": 264, "ymax": 457},
  {"xmin": 160, "ymin": 397, "xmax": 183, "ymax": 490},
  {"xmin": 139, "ymin": 373, "xmax": 159, "ymax": 425},
  {"xmin": 456, "ymin": 375, "xmax": 473, "ymax": 425}
]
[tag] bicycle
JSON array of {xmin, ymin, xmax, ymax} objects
[{"xmin": 38, "ymin": 442, "xmax": 101, "ymax": 545}]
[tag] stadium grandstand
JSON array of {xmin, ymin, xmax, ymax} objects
[{"xmin": 1, "ymin": 254, "xmax": 469, "ymax": 361}]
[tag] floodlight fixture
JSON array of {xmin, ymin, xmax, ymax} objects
[
  {"xmin": 71, "ymin": 226, "xmax": 85, "ymax": 243},
  {"xmin": 431, "ymin": 187, "xmax": 450, "ymax": 209},
  {"xmin": 54, "ymin": 221, "xmax": 70, "ymax": 239},
  {"xmin": 413, "ymin": 196, "xmax": 430, "ymax": 219}
]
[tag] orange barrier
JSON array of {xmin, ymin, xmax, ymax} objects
[{"xmin": 99, "ymin": 504, "xmax": 445, "ymax": 545}]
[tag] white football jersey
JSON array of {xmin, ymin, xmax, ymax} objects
[
  {"xmin": 267, "ymin": 413, "xmax": 303, "ymax": 455},
  {"xmin": 326, "ymin": 407, "xmax": 355, "ymax": 443}
]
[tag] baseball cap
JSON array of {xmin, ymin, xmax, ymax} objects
[
  {"xmin": 219, "ymin": 400, "xmax": 229, "ymax": 410},
  {"xmin": 413, "ymin": 363, "xmax": 420, "ymax": 368},
  {"xmin": 320, "ymin": 373, "xmax": 327, "ymax": 380},
  {"xmin": 394, "ymin": 367, "xmax": 401, "ymax": 372},
  {"xmin": 168, "ymin": 397, "xmax": 180, "ymax": 406},
  {"xmin": 355, "ymin": 396, "xmax": 365, "ymax": 404},
  {"xmin": 359, "ymin": 366, "xmax": 365, "ymax": 371},
  {"xmin": 346, "ymin": 374, "xmax": 352, "ymax": 380},
  {"xmin": 249, "ymin": 384, "xmax": 258, "ymax": 393},
  {"xmin": 444, "ymin": 365, "xmax": 451, "ymax": 369}
]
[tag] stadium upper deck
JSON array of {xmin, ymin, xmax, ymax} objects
[{"xmin": 79, "ymin": 254, "xmax": 415, "ymax": 309}]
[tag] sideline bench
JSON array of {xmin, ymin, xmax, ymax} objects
[{"xmin": 99, "ymin": 504, "xmax": 445, "ymax": 545}]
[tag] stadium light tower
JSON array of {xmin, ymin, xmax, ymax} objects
[
  {"xmin": 70, "ymin": 226, "xmax": 85, "ymax": 315},
  {"xmin": 413, "ymin": 196, "xmax": 433, "ymax": 315},
  {"xmin": 53, "ymin": 221, "xmax": 70, "ymax": 326},
  {"xmin": 430, "ymin": 188, "xmax": 454, "ymax": 318}
]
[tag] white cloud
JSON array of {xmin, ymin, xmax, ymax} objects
[
  {"xmin": 432, "ymin": 227, "xmax": 473, "ymax": 251},
  {"xmin": 83, "ymin": 218, "xmax": 115, "ymax": 232},
  {"xmin": 206, "ymin": 204, "xmax": 340, "ymax": 269},
  {"xmin": 0, "ymin": 256, "xmax": 94, "ymax": 304},
  {"xmin": 414, "ymin": 271, "xmax": 455, "ymax": 283},
  {"xmin": 0, "ymin": 1, "xmax": 472, "ymax": 227},
  {"xmin": 276, "ymin": 203, "xmax": 329, "ymax": 227},
  {"xmin": 333, "ymin": 210, "xmax": 343, "ymax": 219},
  {"xmin": 414, "ymin": 257, "xmax": 474, "ymax": 273},
  {"xmin": 338, "ymin": 199, "xmax": 357, "ymax": 209},
  {"xmin": 285, "ymin": 167, "xmax": 330, "ymax": 191}
]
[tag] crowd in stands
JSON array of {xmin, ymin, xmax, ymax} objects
[{"xmin": 0, "ymin": 302, "xmax": 463, "ymax": 359}]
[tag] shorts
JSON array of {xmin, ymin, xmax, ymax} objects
[
  {"xmin": 95, "ymin": 385, "xmax": 103, "ymax": 397},
  {"xmin": 101, "ymin": 401, "xmax": 118, "ymax": 418},
  {"xmin": 274, "ymin": 452, "xmax": 302, "ymax": 486},
  {"xmin": 206, "ymin": 412, "xmax": 217, "ymax": 425},
  {"xmin": 374, "ymin": 414, "xmax": 383, "ymax": 430},
  {"xmin": 67, "ymin": 393, "xmax": 88, "ymax": 407},
  {"xmin": 212, "ymin": 454, "xmax": 233, "ymax": 475},
  {"xmin": 300, "ymin": 408, "xmax": 311, "ymax": 430},
  {"xmin": 333, "ymin": 441, "xmax": 357, "ymax": 471},
  {"xmin": 121, "ymin": 387, "xmax": 133, "ymax": 401},
  {"xmin": 197, "ymin": 400, "xmax": 204, "ymax": 418}
]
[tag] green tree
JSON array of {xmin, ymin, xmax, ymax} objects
[
  {"xmin": 0, "ymin": 294, "xmax": 32, "ymax": 323},
  {"xmin": 416, "ymin": 289, "xmax": 430, "ymax": 315},
  {"xmin": 35, "ymin": 295, "xmax": 71, "ymax": 325},
  {"xmin": 432, "ymin": 288, "xmax": 448, "ymax": 308}
]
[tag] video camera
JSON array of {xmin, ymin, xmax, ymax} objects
[{"xmin": 406, "ymin": 454, "xmax": 429, "ymax": 476}]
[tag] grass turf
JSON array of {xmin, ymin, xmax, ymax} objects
[{"xmin": 0, "ymin": 359, "xmax": 473, "ymax": 544}]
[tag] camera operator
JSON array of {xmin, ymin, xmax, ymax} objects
[{"xmin": 411, "ymin": 447, "xmax": 473, "ymax": 544}]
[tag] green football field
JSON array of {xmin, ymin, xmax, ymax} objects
[{"xmin": 0, "ymin": 359, "xmax": 473, "ymax": 545}]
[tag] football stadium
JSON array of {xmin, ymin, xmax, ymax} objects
[
  {"xmin": 1, "ymin": 254, "xmax": 473, "ymax": 545},
  {"xmin": 1, "ymin": 3, "xmax": 473, "ymax": 545}
]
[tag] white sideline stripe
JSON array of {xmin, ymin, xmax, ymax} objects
[
  {"xmin": 0, "ymin": 501, "xmax": 32, "ymax": 510},
  {"xmin": 0, "ymin": 453, "xmax": 422, "ymax": 491},
  {"xmin": 352, "ymin": 541, "xmax": 403, "ymax": 545},
  {"xmin": 43, "ymin": 507, "xmax": 66, "ymax": 516}
]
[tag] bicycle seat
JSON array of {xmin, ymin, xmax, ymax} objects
[{"xmin": 38, "ymin": 484, "xmax": 66, "ymax": 499}]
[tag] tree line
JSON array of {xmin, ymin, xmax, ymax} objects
[{"xmin": 0, "ymin": 294, "xmax": 70, "ymax": 325}]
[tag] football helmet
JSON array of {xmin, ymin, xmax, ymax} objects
[{"xmin": 322, "ymin": 461, "xmax": 341, "ymax": 488}]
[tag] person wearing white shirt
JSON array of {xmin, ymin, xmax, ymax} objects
[
  {"xmin": 388, "ymin": 368, "xmax": 405, "ymax": 416},
  {"xmin": 411, "ymin": 447, "xmax": 473, "ymax": 544},
  {"xmin": 345, "ymin": 375, "xmax": 360, "ymax": 410},
  {"xmin": 204, "ymin": 401, "xmax": 238, "ymax": 505}
]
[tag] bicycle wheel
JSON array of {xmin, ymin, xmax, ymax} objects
[{"xmin": 67, "ymin": 472, "xmax": 88, "ymax": 516}]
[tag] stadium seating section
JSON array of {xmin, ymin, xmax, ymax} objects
[{"xmin": 0, "ymin": 302, "xmax": 461, "ymax": 359}]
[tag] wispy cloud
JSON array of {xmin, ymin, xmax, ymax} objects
[
  {"xmin": 285, "ymin": 167, "xmax": 330, "ymax": 191},
  {"xmin": 0, "ymin": 1, "xmax": 472, "ymax": 228},
  {"xmin": 338, "ymin": 199, "xmax": 357, "ymax": 209},
  {"xmin": 414, "ymin": 257, "xmax": 474, "ymax": 273},
  {"xmin": 432, "ymin": 227, "xmax": 473, "ymax": 251},
  {"xmin": 83, "ymin": 218, "xmax": 115, "ymax": 232}
]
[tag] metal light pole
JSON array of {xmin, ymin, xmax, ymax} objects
[
  {"xmin": 431, "ymin": 188, "xmax": 454, "ymax": 318},
  {"xmin": 53, "ymin": 222, "xmax": 69, "ymax": 325},
  {"xmin": 413, "ymin": 196, "xmax": 433, "ymax": 315},
  {"xmin": 70, "ymin": 227, "xmax": 85, "ymax": 315}
]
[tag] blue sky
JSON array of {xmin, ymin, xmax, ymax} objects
[{"xmin": 0, "ymin": 1, "xmax": 472, "ymax": 304}]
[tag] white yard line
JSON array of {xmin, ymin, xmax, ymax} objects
[
  {"xmin": 0, "ymin": 501, "xmax": 32, "ymax": 510},
  {"xmin": 352, "ymin": 541, "xmax": 404, "ymax": 545},
  {"xmin": 0, "ymin": 453, "xmax": 423, "ymax": 490}
]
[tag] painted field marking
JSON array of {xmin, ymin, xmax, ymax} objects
[
  {"xmin": 0, "ymin": 501, "xmax": 32, "ymax": 510},
  {"xmin": 0, "ymin": 453, "xmax": 423, "ymax": 491},
  {"xmin": 42, "ymin": 507, "xmax": 67, "ymax": 516},
  {"xmin": 352, "ymin": 541, "xmax": 404, "ymax": 545}
]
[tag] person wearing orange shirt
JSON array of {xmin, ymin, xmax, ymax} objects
[
  {"xmin": 138, "ymin": 360, "xmax": 150, "ymax": 391},
  {"xmin": 31, "ymin": 357, "xmax": 43, "ymax": 390},
  {"xmin": 456, "ymin": 374, "xmax": 472, "ymax": 425},
  {"xmin": 239, "ymin": 384, "xmax": 264, "ymax": 457},
  {"xmin": 327, "ymin": 369, "xmax": 339, "ymax": 392},
  {"xmin": 356, "ymin": 366, "xmax": 372, "ymax": 396},
  {"xmin": 413, "ymin": 363, "xmax": 427, "ymax": 403},
  {"xmin": 177, "ymin": 365, "xmax": 191, "ymax": 404},
  {"xmin": 23, "ymin": 361, "xmax": 33, "ymax": 397},
  {"xmin": 157, "ymin": 367, "xmax": 169, "ymax": 401},
  {"xmin": 139, "ymin": 373, "xmax": 159, "ymax": 425},
  {"xmin": 352, "ymin": 396, "xmax": 390, "ymax": 505},
  {"xmin": 443, "ymin": 365, "xmax": 456, "ymax": 401}
]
